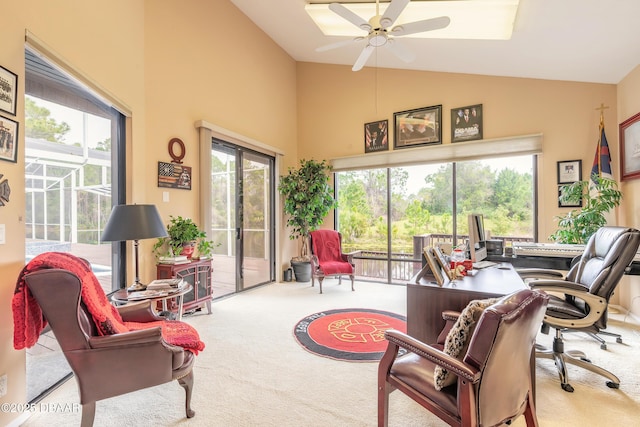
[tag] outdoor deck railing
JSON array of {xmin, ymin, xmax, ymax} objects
[{"xmin": 349, "ymin": 233, "xmax": 534, "ymax": 282}]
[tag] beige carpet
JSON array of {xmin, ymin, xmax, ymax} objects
[{"xmin": 21, "ymin": 280, "xmax": 640, "ymax": 426}]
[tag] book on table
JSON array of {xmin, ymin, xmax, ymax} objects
[
  {"xmin": 158, "ymin": 256, "xmax": 191, "ymax": 265},
  {"xmin": 146, "ymin": 278, "xmax": 186, "ymax": 291}
]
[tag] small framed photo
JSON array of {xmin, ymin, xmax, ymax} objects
[
  {"xmin": 451, "ymin": 104, "xmax": 483, "ymax": 142},
  {"xmin": 558, "ymin": 185, "xmax": 582, "ymax": 208},
  {"xmin": 0, "ymin": 65, "xmax": 18, "ymax": 116},
  {"xmin": 0, "ymin": 116, "xmax": 19, "ymax": 163},
  {"xmin": 364, "ymin": 119, "xmax": 389, "ymax": 153},
  {"xmin": 557, "ymin": 160, "xmax": 582, "ymax": 184},
  {"xmin": 620, "ymin": 112, "xmax": 640, "ymax": 181},
  {"xmin": 394, "ymin": 105, "xmax": 442, "ymax": 149}
]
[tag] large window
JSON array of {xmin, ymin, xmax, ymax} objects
[{"xmin": 336, "ymin": 155, "xmax": 535, "ymax": 283}]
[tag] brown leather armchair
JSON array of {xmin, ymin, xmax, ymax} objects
[
  {"xmin": 24, "ymin": 269, "xmax": 196, "ymax": 427},
  {"xmin": 309, "ymin": 229, "xmax": 355, "ymax": 294},
  {"xmin": 378, "ymin": 289, "xmax": 549, "ymax": 427},
  {"xmin": 519, "ymin": 226, "xmax": 640, "ymax": 392}
]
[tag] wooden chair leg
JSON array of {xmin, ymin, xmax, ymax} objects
[
  {"xmin": 178, "ymin": 370, "xmax": 195, "ymax": 418},
  {"xmin": 80, "ymin": 401, "xmax": 96, "ymax": 427},
  {"xmin": 378, "ymin": 381, "xmax": 390, "ymax": 427},
  {"xmin": 523, "ymin": 391, "xmax": 539, "ymax": 427}
]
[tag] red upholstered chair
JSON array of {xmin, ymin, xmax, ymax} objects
[
  {"xmin": 378, "ymin": 289, "xmax": 549, "ymax": 427},
  {"xmin": 14, "ymin": 254, "xmax": 200, "ymax": 427},
  {"xmin": 309, "ymin": 229, "xmax": 355, "ymax": 294}
]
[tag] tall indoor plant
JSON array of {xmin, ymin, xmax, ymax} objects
[
  {"xmin": 550, "ymin": 175, "xmax": 622, "ymax": 244},
  {"xmin": 278, "ymin": 159, "xmax": 337, "ymax": 281}
]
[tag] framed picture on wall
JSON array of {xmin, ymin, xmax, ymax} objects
[
  {"xmin": 0, "ymin": 116, "xmax": 19, "ymax": 163},
  {"xmin": 364, "ymin": 119, "xmax": 389, "ymax": 153},
  {"xmin": 0, "ymin": 65, "xmax": 18, "ymax": 116},
  {"xmin": 619, "ymin": 112, "xmax": 640, "ymax": 181},
  {"xmin": 558, "ymin": 185, "xmax": 582, "ymax": 208},
  {"xmin": 557, "ymin": 159, "xmax": 582, "ymax": 184},
  {"xmin": 394, "ymin": 105, "xmax": 442, "ymax": 149},
  {"xmin": 451, "ymin": 104, "xmax": 483, "ymax": 142}
]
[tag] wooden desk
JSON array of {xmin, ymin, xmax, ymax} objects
[{"xmin": 407, "ymin": 263, "xmax": 526, "ymax": 344}]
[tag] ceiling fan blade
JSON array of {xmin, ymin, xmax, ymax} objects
[
  {"xmin": 385, "ymin": 39, "xmax": 416, "ymax": 63},
  {"xmin": 352, "ymin": 45, "xmax": 375, "ymax": 72},
  {"xmin": 380, "ymin": 0, "xmax": 410, "ymax": 29},
  {"xmin": 329, "ymin": 3, "xmax": 372, "ymax": 32},
  {"xmin": 391, "ymin": 16, "xmax": 451, "ymax": 37},
  {"xmin": 316, "ymin": 37, "xmax": 364, "ymax": 52}
]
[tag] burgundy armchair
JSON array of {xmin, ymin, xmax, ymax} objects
[
  {"xmin": 309, "ymin": 229, "xmax": 355, "ymax": 294},
  {"xmin": 378, "ymin": 289, "xmax": 549, "ymax": 427},
  {"xmin": 23, "ymin": 268, "xmax": 197, "ymax": 426}
]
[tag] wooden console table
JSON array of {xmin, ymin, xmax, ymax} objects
[
  {"xmin": 407, "ymin": 263, "xmax": 526, "ymax": 344},
  {"xmin": 156, "ymin": 258, "xmax": 213, "ymax": 315}
]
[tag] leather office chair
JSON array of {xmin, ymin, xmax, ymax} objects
[
  {"xmin": 24, "ymin": 268, "xmax": 197, "ymax": 426},
  {"xmin": 519, "ymin": 226, "xmax": 640, "ymax": 392},
  {"xmin": 309, "ymin": 229, "xmax": 355, "ymax": 294},
  {"xmin": 378, "ymin": 289, "xmax": 549, "ymax": 427}
]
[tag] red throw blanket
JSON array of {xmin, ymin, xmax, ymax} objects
[
  {"xmin": 311, "ymin": 230, "xmax": 353, "ymax": 276},
  {"xmin": 12, "ymin": 252, "xmax": 204, "ymax": 354}
]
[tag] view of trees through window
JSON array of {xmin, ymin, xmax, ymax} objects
[
  {"xmin": 25, "ymin": 95, "xmax": 113, "ymax": 245},
  {"xmin": 336, "ymin": 156, "xmax": 534, "ymax": 282}
]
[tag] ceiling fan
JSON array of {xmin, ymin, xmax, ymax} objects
[{"xmin": 316, "ymin": 0, "xmax": 451, "ymax": 71}]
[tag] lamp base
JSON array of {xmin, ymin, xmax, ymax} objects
[{"xmin": 127, "ymin": 282, "xmax": 147, "ymax": 292}]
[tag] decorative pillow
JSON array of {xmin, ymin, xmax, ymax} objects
[{"xmin": 434, "ymin": 297, "xmax": 500, "ymax": 390}]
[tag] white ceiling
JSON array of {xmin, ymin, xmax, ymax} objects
[{"xmin": 229, "ymin": 0, "xmax": 640, "ymax": 84}]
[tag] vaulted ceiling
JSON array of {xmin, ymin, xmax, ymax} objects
[{"xmin": 230, "ymin": 0, "xmax": 640, "ymax": 84}]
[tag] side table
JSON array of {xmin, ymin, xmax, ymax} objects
[{"xmin": 111, "ymin": 284, "xmax": 193, "ymax": 321}]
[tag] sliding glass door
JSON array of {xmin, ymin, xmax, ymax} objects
[{"xmin": 210, "ymin": 141, "xmax": 274, "ymax": 296}]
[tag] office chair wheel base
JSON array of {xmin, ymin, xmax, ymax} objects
[
  {"xmin": 616, "ymin": 337, "xmax": 623, "ymax": 344},
  {"xmin": 561, "ymin": 383, "xmax": 574, "ymax": 393},
  {"xmin": 600, "ymin": 343, "xmax": 607, "ymax": 350},
  {"xmin": 606, "ymin": 381, "xmax": 620, "ymax": 389}
]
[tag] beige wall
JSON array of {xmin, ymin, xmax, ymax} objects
[
  {"xmin": 1, "ymin": 1, "xmax": 639, "ymax": 423},
  {"xmin": 615, "ymin": 64, "xmax": 640, "ymax": 317}
]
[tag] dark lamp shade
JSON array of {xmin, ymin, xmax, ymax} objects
[{"xmin": 101, "ymin": 204, "xmax": 168, "ymax": 242}]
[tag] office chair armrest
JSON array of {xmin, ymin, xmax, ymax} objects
[
  {"xmin": 88, "ymin": 326, "xmax": 163, "ymax": 348},
  {"xmin": 528, "ymin": 284, "xmax": 607, "ymax": 329},
  {"xmin": 117, "ymin": 300, "xmax": 165, "ymax": 322},
  {"xmin": 517, "ymin": 268, "xmax": 565, "ymax": 280},
  {"xmin": 528, "ymin": 279, "xmax": 589, "ymax": 292},
  {"xmin": 383, "ymin": 329, "xmax": 480, "ymax": 383}
]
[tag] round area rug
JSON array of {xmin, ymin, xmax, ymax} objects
[{"xmin": 293, "ymin": 308, "xmax": 407, "ymax": 362}]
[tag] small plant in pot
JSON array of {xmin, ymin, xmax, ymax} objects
[
  {"xmin": 278, "ymin": 159, "xmax": 337, "ymax": 282},
  {"xmin": 550, "ymin": 175, "xmax": 622, "ymax": 244},
  {"xmin": 153, "ymin": 215, "xmax": 217, "ymax": 260}
]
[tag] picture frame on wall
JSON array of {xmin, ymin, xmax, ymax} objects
[
  {"xmin": 0, "ymin": 116, "xmax": 19, "ymax": 163},
  {"xmin": 0, "ymin": 65, "xmax": 18, "ymax": 116},
  {"xmin": 619, "ymin": 112, "xmax": 640, "ymax": 181},
  {"xmin": 557, "ymin": 185, "xmax": 582, "ymax": 208},
  {"xmin": 364, "ymin": 119, "xmax": 389, "ymax": 153},
  {"xmin": 394, "ymin": 105, "xmax": 442, "ymax": 149},
  {"xmin": 557, "ymin": 159, "xmax": 582, "ymax": 184},
  {"xmin": 451, "ymin": 104, "xmax": 483, "ymax": 142}
]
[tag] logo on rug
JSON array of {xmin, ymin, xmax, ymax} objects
[{"xmin": 293, "ymin": 308, "xmax": 406, "ymax": 362}]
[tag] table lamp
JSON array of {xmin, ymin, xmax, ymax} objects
[{"xmin": 101, "ymin": 204, "xmax": 168, "ymax": 292}]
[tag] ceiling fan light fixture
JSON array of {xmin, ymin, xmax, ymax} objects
[{"xmin": 306, "ymin": 0, "xmax": 520, "ymax": 40}]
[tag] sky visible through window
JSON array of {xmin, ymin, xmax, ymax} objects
[{"xmin": 27, "ymin": 95, "xmax": 111, "ymax": 148}]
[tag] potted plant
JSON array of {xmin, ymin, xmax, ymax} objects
[
  {"xmin": 278, "ymin": 159, "xmax": 337, "ymax": 281},
  {"xmin": 153, "ymin": 215, "xmax": 217, "ymax": 260},
  {"xmin": 550, "ymin": 175, "xmax": 623, "ymax": 244}
]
